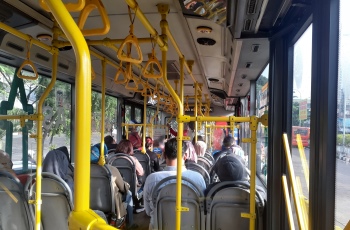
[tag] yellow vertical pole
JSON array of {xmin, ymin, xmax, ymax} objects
[
  {"xmin": 158, "ymin": 5, "xmax": 185, "ymax": 229},
  {"xmin": 33, "ymin": 36, "xmax": 58, "ymax": 230},
  {"xmin": 44, "ymin": 0, "xmax": 91, "ymax": 211},
  {"xmin": 296, "ymin": 134, "xmax": 309, "ymax": 191},
  {"xmin": 142, "ymin": 96, "xmax": 147, "ymax": 153},
  {"xmin": 194, "ymin": 83, "xmax": 198, "ymax": 143},
  {"xmin": 283, "ymin": 133, "xmax": 306, "ymax": 230},
  {"xmin": 248, "ymin": 116, "xmax": 257, "ymax": 230},
  {"xmin": 98, "ymin": 59, "xmax": 106, "ymax": 165},
  {"xmin": 282, "ymin": 175, "xmax": 296, "ymax": 230},
  {"xmin": 179, "ymin": 58, "xmax": 184, "ymax": 109}
]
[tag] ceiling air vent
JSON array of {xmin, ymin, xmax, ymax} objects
[
  {"xmin": 36, "ymin": 53, "xmax": 50, "ymax": 62},
  {"xmin": 247, "ymin": 0, "xmax": 257, "ymax": 14},
  {"xmin": 6, "ymin": 42, "xmax": 24, "ymax": 52},
  {"xmin": 0, "ymin": 53, "xmax": 14, "ymax": 60},
  {"xmin": 197, "ymin": 38, "xmax": 216, "ymax": 46},
  {"xmin": 241, "ymin": 74, "xmax": 247, "ymax": 79},
  {"xmin": 251, "ymin": 44, "xmax": 260, "ymax": 52},
  {"xmin": 243, "ymin": 19, "xmax": 252, "ymax": 31},
  {"xmin": 208, "ymin": 78, "xmax": 220, "ymax": 83},
  {"xmin": 245, "ymin": 62, "xmax": 252, "ymax": 68},
  {"xmin": 58, "ymin": 63, "xmax": 69, "ymax": 70},
  {"xmin": 38, "ymin": 67, "xmax": 51, "ymax": 73}
]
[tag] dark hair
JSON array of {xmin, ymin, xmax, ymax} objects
[
  {"xmin": 223, "ymin": 136, "xmax": 234, "ymax": 148},
  {"xmin": 153, "ymin": 140, "xmax": 160, "ymax": 147},
  {"xmin": 145, "ymin": 137, "xmax": 153, "ymax": 148},
  {"xmin": 116, "ymin": 139, "xmax": 133, "ymax": 155},
  {"xmin": 192, "ymin": 135, "xmax": 204, "ymax": 145},
  {"xmin": 164, "ymin": 138, "xmax": 186, "ymax": 160},
  {"xmin": 104, "ymin": 135, "xmax": 114, "ymax": 145},
  {"xmin": 214, "ymin": 155, "xmax": 246, "ymax": 181}
]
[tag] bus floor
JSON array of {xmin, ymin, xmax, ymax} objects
[{"xmin": 132, "ymin": 211, "xmax": 150, "ymax": 230}]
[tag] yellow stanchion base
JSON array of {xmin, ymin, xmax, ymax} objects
[{"xmin": 68, "ymin": 209, "xmax": 117, "ymax": 230}]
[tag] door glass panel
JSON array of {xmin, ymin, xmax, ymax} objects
[{"xmin": 292, "ymin": 24, "xmax": 312, "ymax": 223}]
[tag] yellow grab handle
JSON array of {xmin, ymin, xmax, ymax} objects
[
  {"xmin": 40, "ymin": 0, "xmax": 85, "ymax": 12},
  {"xmin": 117, "ymin": 34, "xmax": 143, "ymax": 64},
  {"xmin": 77, "ymin": 0, "xmax": 110, "ymax": 36},
  {"xmin": 125, "ymin": 78, "xmax": 139, "ymax": 90},
  {"xmin": 143, "ymin": 55, "xmax": 163, "ymax": 78},
  {"xmin": 17, "ymin": 60, "xmax": 39, "ymax": 80},
  {"xmin": 114, "ymin": 67, "xmax": 128, "ymax": 84}
]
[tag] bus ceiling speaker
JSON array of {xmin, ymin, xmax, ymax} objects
[{"xmin": 197, "ymin": 37, "xmax": 216, "ymax": 46}]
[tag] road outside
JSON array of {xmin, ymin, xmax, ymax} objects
[{"xmin": 292, "ymin": 147, "xmax": 350, "ymax": 228}]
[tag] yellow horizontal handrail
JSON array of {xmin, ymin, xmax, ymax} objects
[
  {"xmin": 181, "ymin": 115, "xmax": 251, "ymax": 123},
  {"xmin": 55, "ymin": 37, "xmax": 154, "ymax": 48}
]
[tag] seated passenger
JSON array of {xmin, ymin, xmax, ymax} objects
[
  {"xmin": 104, "ymin": 135, "xmax": 118, "ymax": 150},
  {"xmin": 143, "ymin": 138, "xmax": 206, "ymax": 229},
  {"xmin": 194, "ymin": 139, "xmax": 207, "ymax": 157},
  {"xmin": 42, "ymin": 146, "xmax": 74, "ymax": 192},
  {"xmin": 145, "ymin": 137, "xmax": 160, "ymax": 173},
  {"xmin": 91, "ymin": 143, "xmax": 137, "ymax": 228},
  {"xmin": 115, "ymin": 140, "xmax": 144, "ymax": 178},
  {"xmin": 0, "ymin": 150, "xmax": 16, "ymax": 177},
  {"xmin": 184, "ymin": 141, "xmax": 198, "ymax": 163},
  {"xmin": 213, "ymin": 136, "xmax": 245, "ymax": 164},
  {"xmin": 205, "ymin": 155, "xmax": 266, "ymax": 200},
  {"xmin": 128, "ymin": 127, "xmax": 142, "ymax": 149}
]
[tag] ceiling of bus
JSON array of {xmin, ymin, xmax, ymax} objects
[{"xmin": 0, "ymin": 0, "xmax": 289, "ymax": 110}]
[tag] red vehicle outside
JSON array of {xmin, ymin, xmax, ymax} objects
[{"xmin": 292, "ymin": 126, "xmax": 310, "ymax": 147}]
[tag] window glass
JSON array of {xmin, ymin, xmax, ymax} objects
[
  {"xmin": 335, "ymin": 0, "xmax": 350, "ymax": 228},
  {"xmin": 135, "ymin": 107, "xmax": 142, "ymax": 123},
  {"xmin": 125, "ymin": 105, "xmax": 131, "ymax": 123},
  {"xmin": 256, "ymin": 64, "xmax": 269, "ymax": 184},
  {"xmin": 292, "ymin": 24, "xmax": 312, "ymax": 224},
  {"xmin": 0, "ymin": 63, "xmax": 72, "ymax": 172},
  {"xmin": 91, "ymin": 92, "xmax": 118, "ymax": 145}
]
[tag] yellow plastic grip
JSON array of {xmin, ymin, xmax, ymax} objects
[
  {"xmin": 125, "ymin": 78, "xmax": 138, "ymax": 90},
  {"xmin": 40, "ymin": 0, "xmax": 85, "ymax": 12},
  {"xmin": 114, "ymin": 68, "xmax": 128, "ymax": 84},
  {"xmin": 17, "ymin": 60, "xmax": 39, "ymax": 80},
  {"xmin": 117, "ymin": 34, "xmax": 143, "ymax": 64},
  {"xmin": 77, "ymin": 0, "xmax": 110, "ymax": 36},
  {"xmin": 142, "ymin": 55, "xmax": 163, "ymax": 78}
]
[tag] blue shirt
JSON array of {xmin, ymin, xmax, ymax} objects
[{"xmin": 143, "ymin": 165, "xmax": 206, "ymax": 227}]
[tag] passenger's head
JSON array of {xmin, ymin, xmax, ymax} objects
[
  {"xmin": 145, "ymin": 137, "xmax": 153, "ymax": 149},
  {"xmin": 192, "ymin": 135, "xmax": 204, "ymax": 145},
  {"xmin": 116, "ymin": 139, "xmax": 134, "ymax": 155},
  {"xmin": 223, "ymin": 136, "xmax": 234, "ymax": 148},
  {"xmin": 194, "ymin": 141, "xmax": 207, "ymax": 156},
  {"xmin": 104, "ymin": 135, "xmax": 116, "ymax": 145},
  {"xmin": 0, "ymin": 150, "xmax": 14, "ymax": 176},
  {"xmin": 90, "ymin": 143, "xmax": 108, "ymax": 163},
  {"xmin": 213, "ymin": 155, "xmax": 246, "ymax": 182},
  {"xmin": 164, "ymin": 138, "xmax": 186, "ymax": 161}
]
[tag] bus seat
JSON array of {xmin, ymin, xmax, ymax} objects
[
  {"xmin": 205, "ymin": 181, "xmax": 265, "ymax": 230},
  {"xmin": 151, "ymin": 176, "xmax": 205, "ymax": 230},
  {"xmin": 185, "ymin": 162, "xmax": 210, "ymax": 186},
  {"xmin": 0, "ymin": 171, "xmax": 33, "ymax": 230},
  {"xmin": 133, "ymin": 150, "xmax": 151, "ymax": 182},
  {"xmin": 108, "ymin": 153, "xmax": 139, "ymax": 199},
  {"xmin": 204, "ymin": 153, "xmax": 215, "ymax": 164},
  {"xmin": 90, "ymin": 164, "xmax": 115, "ymax": 214},
  {"xmin": 197, "ymin": 156, "xmax": 213, "ymax": 171},
  {"xmin": 25, "ymin": 172, "xmax": 73, "ymax": 230}
]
